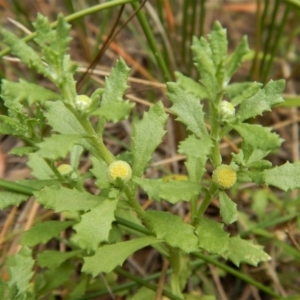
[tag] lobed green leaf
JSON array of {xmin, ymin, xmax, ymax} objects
[
  {"xmin": 236, "ymin": 80, "xmax": 285, "ymax": 121},
  {"xmin": 131, "ymin": 102, "xmax": 168, "ymax": 177},
  {"xmin": 219, "ymin": 191, "xmax": 238, "ymax": 225},
  {"xmin": 1, "ymin": 79, "xmax": 60, "ymax": 109},
  {"xmin": 178, "ymin": 135, "xmax": 212, "ymax": 182},
  {"xmin": 191, "ymin": 36, "xmax": 219, "ymax": 100},
  {"xmin": 90, "ymin": 156, "xmax": 110, "ymax": 188},
  {"xmin": 36, "ymin": 134, "xmax": 81, "ymax": 160},
  {"xmin": 82, "ymin": 236, "xmax": 158, "ymax": 276},
  {"xmin": 33, "ymin": 13, "xmax": 71, "ymax": 74},
  {"xmin": 71, "ymin": 199, "xmax": 118, "ymax": 251},
  {"xmin": 144, "ymin": 211, "xmax": 199, "ymax": 253},
  {"xmin": 27, "ymin": 153, "xmax": 56, "ymax": 180},
  {"xmin": 7, "ymin": 246, "xmax": 34, "ymax": 296},
  {"xmin": 195, "ymin": 217, "xmax": 229, "ymax": 255},
  {"xmin": 226, "ymin": 36, "xmax": 250, "ymax": 81},
  {"xmin": 233, "ymin": 123, "xmax": 283, "ymax": 152},
  {"xmin": 209, "ymin": 21, "xmax": 228, "ymax": 69},
  {"xmin": 229, "ymin": 82, "xmax": 263, "ymax": 106},
  {"xmin": 1, "ymin": 29, "xmax": 48, "ymax": 77},
  {"xmin": 0, "ymin": 190, "xmax": 29, "ymax": 209},
  {"xmin": 37, "ymin": 250, "xmax": 82, "ymax": 269},
  {"xmin": 101, "ymin": 58, "xmax": 131, "ymax": 105},
  {"xmin": 263, "ymin": 161, "xmax": 300, "ymax": 191},
  {"xmin": 175, "ymin": 71, "xmax": 207, "ymax": 99},
  {"xmin": 223, "ymin": 236, "xmax": 271, "ymax": 266},
  {"xmin": 133, "ymin": 177, "xmax": 201, "ymax": 203},
  {"xmin": 20, "ymin": 221, "xmax": 74, "ymax": 246},
  {"xmin": 91, "ymin": 101, "xmax": 134, "ymax": 122},
  {"xmin": 0, "ymin": 115, "xmax": 28, "ymax": 136},
  {"xmin": 45, "ymin": 101, "xmax": 85, "ymax": 135},
  {"xmin": 34, "ymin": 186, "xmax": 101, "ymax": 212},
  {"xmin": 9, "ymin": 147, "xmax": 35, "ymax": 156},
  {"xmin": 167, "ymin": 83, "xmax": 208, "ymax": 138}
]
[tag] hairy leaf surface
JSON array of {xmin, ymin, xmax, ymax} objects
[
  {"xmin": 36, "ymin": 134, "xmax": 81, "ymax": 160},
  {"xmin": 1, "ymin": 79, "xmax": 59, "ymax": 109},
  {"xmin": 178, "ymin": 135, "xmax": 212, "ymax": 182},
  {"xmin": 167, "ymin": 83, "xmax": 208, "ymax": 138},
  {"xmin": 219, "ymin": 191, "xmax": 238, "ymax": 224},
  {"xmin": 101, "ymin": 58, "xmax": 130, "ymax": 105},
  {"xmin": 237, "ymin": 80, "xmax": 285, "ymax": 121},
  {"xmin": 21, "ymin": 221, "xmax": 74, "ymax": 246},
  {"xmin": 133, "ymin": 177, "xmax": 201, "ymax": 203},
  {"xmin": 144, "ymin": 211, "xmax": 198, "ymax": 253},
  {"xmin": 196, "ymin": 217, "xmax": 229, "ymax": 254},
  {"xmin": 37, "ymin": 250, "xmax": 82, "ymax": 269},
  {"xmin": 34, "ymin": 186, "xmax": 101, "ymax": 212},
  {"xmin": 7, "ymin": 246, "xmax": 34, "ymax": 296},
  {"xmin": 223, "ymin": 236, "xmax": 271, "ymax": 266},
  {"xmin": 263, "ymin": 161, "xmax": 300, "ymax": 191},
  {"xmin": 82, "ymin": 236, "xmax": 158, "ymax": 276},
  {"xmin": 131, "ymin": 102, "xmax": 168, "ymax": 177},
  {"xmin": 226, "ymin": 36, "xmax": 250, "ymax": 80},
  {"xmin": 233, "ymin": 124, "xmax": 283, "ymax": 151},
  {"xmin": 0, "ymin": 190, "xmax": 29, "ymax": 209},
  {"xmin": 72, "ymin": 199, "xmax": 118, "ymax": 251}
]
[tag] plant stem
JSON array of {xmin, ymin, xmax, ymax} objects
[
  {"xmin": 131, "ymin": 2, "xmax": 173, "ymax": 82},
  {"xmin": 262, "ymin": 3, "xmax": 290, "ymax": 83},
  {"xmin": 192, "ymin": 184, "xmax": 218, "ymax": 227},
  {"xmin": 124, "ymin": 186, "xmax": 145, "ymax": 218},
  {"xmin": 0, "ymin": 179, "xmax": 37, "ymax": 195},
  {"xmin": 0, "ymin": 0, "xmax": 139, "ymax": 58},
  {"xmin": 169, "ymin": 248, "xmax": 184, "ymax": 298}
]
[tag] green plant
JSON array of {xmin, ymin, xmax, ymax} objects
[{"xmin": 0, "ymin": 13, "xmax": 299, "ymax": 300}]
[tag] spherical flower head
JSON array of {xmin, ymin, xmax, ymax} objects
[
  {"xmin": 107, "ymin": 160, "xmax": 132, "ymax": 184},
  {"xmin": 212, "ymin": 164, "xmax": 237, "ymax": 190},
  {"xmin": 75, "ymin": 95, "xmax": 92, "ymax": 110},
  {"xmin": 57, "ymin": 164, "xmax": 73, "ymax": 176},
  {"xmin": 219, "ymin": 101, "xmax": 235, "ymax": 121}
]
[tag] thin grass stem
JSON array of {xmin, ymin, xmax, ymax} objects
[
  {"xmin": 131, "ymin": 2, "xmax": 173, "ymax": 81},
  {"xmin": 262, "ymin": 3, "xmax": 290, "ymax": 83},
  {"xmin": 260, "ymin": 0, "xmax": 280, "ymax": 81}
]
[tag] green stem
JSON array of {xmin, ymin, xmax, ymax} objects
[
  {"xmin": 73, "ymin": 111, "xmax": 115, "ymax": 164},
  {"xmin": 0, "ymin": 0, "xmax": 139, "ymax": 58},
  {"xmin": 190, "ymin": 195, "xmax": 198, "ymax": 224},
  {"xmin": 192, "ymin": 184, "xmax": 218, "ymax": 227},
  {"xmin": 131, "ymin": 2, "xmax": 173, "ymax": 82},
  {"xmin": 124, "ymin": 186, "xmax": 146, "ymax": 218},
  {"xmin": 169, "ymin": 248, "xmax": 184, "ymax": 298},
  {"xmin": 0, "ymin": 179, "xmax": 37, "ymax": 195}
]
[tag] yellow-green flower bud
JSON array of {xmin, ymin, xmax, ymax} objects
[
  {"xmin": 57, "ymin": 164, "xmax": 73, "ymax": 176},
  {"xmin": 107, "ymin": 160, "xmax": 132, "ymax": 183},
  {"xmin": 212, "ymin": 164, "xmax": 237, "ymax": 190},
  {"xmin": 219, "ymin": 101, "xmax": 235, "ymax": 121},
  {"xmin": 75, "ymin": 95, "xmax": 92, "ymax": 110}
]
